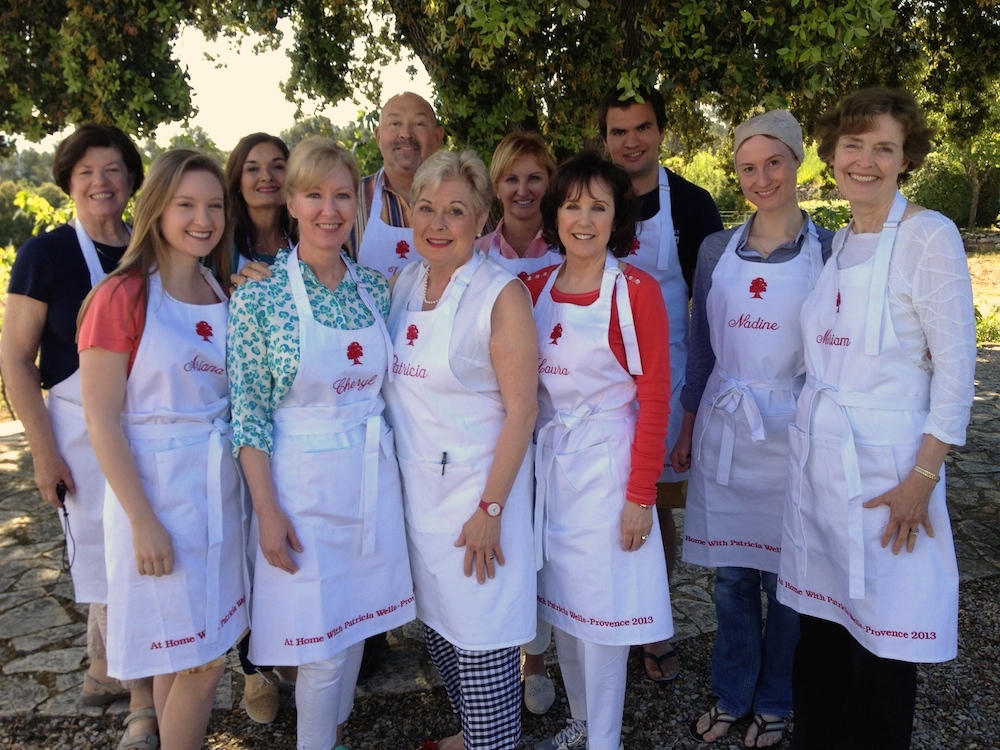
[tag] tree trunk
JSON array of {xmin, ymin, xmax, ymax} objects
[{"xmin": 967, "ymin": 161, "xmax": 980, "ymax": 230}]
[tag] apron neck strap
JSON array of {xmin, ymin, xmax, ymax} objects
[{"xmin": 864, "ymin": 191, "xmax": 907, "ymax": 356}]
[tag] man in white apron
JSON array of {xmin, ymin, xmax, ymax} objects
[
  {"xmin": 599, "ymin": 84, "xmax": 723, "ymax": 680},
  {"xmin": 348, "ymin": 92, "xmax": 444, "ymax": 278}
]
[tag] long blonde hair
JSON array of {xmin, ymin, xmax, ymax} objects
[{"xmin": 78, "ymin": 149, "xmax": 232, "ymax": 331}]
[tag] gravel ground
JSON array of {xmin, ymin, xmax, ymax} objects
[{"xmin": 2, "ymin": 572, "xmax": 998, "ymax": 749}]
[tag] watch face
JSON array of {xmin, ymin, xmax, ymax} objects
[{"xmin": 488, "ymin": 503, "xmax": 501, "ymax": 517}]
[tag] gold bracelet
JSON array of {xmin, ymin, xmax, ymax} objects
[{"xmin": 912, "ymin": 465, "xmax": 940, "ymax": 483}]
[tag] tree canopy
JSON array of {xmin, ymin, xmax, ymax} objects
[{"xmin": 2, "ymin": 1, "xmax": 1000, "ymax": 168}]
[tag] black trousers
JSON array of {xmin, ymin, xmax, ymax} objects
[{"xmin": 792, "ymin": 614, "xmax": 917, "ymax": 750}]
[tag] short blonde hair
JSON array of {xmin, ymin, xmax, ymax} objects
[
  {"xmin": 411, "ymin": 150, "xmax": 493, "ymax": 217},
  {"xmin": 286, "ymin": 137, "xmax": 360, "ymax": 197},
  {"xmin": 488, "ymin": 132, "xmax": 556, "ymax": 188}
]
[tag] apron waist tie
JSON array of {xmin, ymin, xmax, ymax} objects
[
  {"xmin": 701, "ymin": 373, "xmax": 804, "ymax": 486},
  {"xmin": 534, "ymin": 403, "xmax": 635, "ymax": 567}
]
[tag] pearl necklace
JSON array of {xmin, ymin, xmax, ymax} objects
[{"xmin": 422, "ymin": 272, "xmax": 441, "ymax": 306}]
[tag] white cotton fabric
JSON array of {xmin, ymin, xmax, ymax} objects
[{"xmin": 834, "ymin": 209, "xmax": 976, "ymax": 446}]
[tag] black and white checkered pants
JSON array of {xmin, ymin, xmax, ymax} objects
[{"xmin": 424, "ymin": 625, "xmax": 521, "ymax": 750}]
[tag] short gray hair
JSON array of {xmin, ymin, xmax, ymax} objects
[{"xmin": 410, "ymin": 149, "xmax": 493, "ymax": 217}]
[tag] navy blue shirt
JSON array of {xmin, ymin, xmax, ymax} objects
[{"xmin": 7, "ymin": 224, "xmax": 127, "ymax": 388}]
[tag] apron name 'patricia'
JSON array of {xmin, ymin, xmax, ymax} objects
[
  {"xmin": 727, "ymin": 313, "xmax": 780, "ymax": 330},
  {"xmin": 183, "ymin": 354, "xmax": 225, "ymax": 375},
  {"xmin": 391, "ymin": 354, "xmax": 428, "ymax": 379}
]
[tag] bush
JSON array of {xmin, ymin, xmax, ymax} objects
[
  {"xmin": 976, "ymin": 305, "xmax": 1000, "ymax": 344},
  {"xmin": 903, "ymin": 153, "xmax": 971, "ymax": 226},
  {"xmin": 800, "ymin": 199, "xmax": 851, "ymax": 232},
  {"xmin": 664, "ymin": 151, "xmax": 743, "ymax": 216}
]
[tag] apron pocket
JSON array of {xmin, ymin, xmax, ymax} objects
[
  {"xmin": 547, "ymin": 442, "xmax": 624, "ymax": 531},
  {"xmin": 274, "ymin": 442, "xmax": 364, "ymax": 526},
  {"xmin": 398, "ymin": 455, "xmax": 484, "ymax": 534},
  {"xmin": 151, "ymin": 443, "xmax": 207, "ymax": 535},
  {"xmin": 854, "ymin": 442, "xmax": 900, "ymax": 531}
]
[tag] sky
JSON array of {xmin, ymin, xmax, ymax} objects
[
  {"xmin": 156, "ymin": 24, "xmax": 434, "ymax": 149},
  {"xmin": 37, "ymin": 23, "xmax": 434, "ymax": 152}
]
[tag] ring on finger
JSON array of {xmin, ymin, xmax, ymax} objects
[
  {"xmin": 908, "ymin": 529, "xmax": 919, "ymax": 536},
  {"xmin": 640, "ymin": 535, "xmax": 649, "ymax": 541}
]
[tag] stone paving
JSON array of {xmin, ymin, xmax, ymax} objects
[{"xmin": 1, "ymin": 346, "xmax": 998, "ymax": 722}]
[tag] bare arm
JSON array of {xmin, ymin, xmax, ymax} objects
[
  {"xmin": 668, "ymin": 410, "xmax": 697, "ymax": 474},
  {"xmin": 455, "ymin": 280, "xmax": 539, "ymax": 584},
  {"xmin": 80, "ymin": 347, "xmax": 173, "ymax": 576},
  {"xmin": 0, "ymin": 294, "xmax": 74, "ymax": 506},
  {"xmin": 863, "ymin": 434, "xmax": 950, "ymax": 554},
  {"xmin": 238, "ymin": 446, "xmax": 303, "ymax": 574}
]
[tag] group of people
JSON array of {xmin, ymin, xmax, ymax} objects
[{"xmin": 0, "ymin": 81, "xmax": 975, "ymax": 750}]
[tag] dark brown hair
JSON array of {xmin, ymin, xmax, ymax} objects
[
  {"xmin": 52, "ymin": 124, "xmax": 144, "ymax": 196},
  {"xmin": 597, "ymin": 85, "xmax": 667, "ymax": 140},
  {"xmin": 541, "ymin": 150, "xmax": 638, "ymax": 258},
  {"xmin": 225, "ymin": 133, "xmax": 292, "ymax": 261},
  {"xmin": 815, "ymin": 88, "xmax": 933, "ymax": 180}
]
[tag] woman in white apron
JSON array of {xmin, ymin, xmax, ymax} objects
[
  {"xmin": 778, "ymin": 89, "xmax": 976, "ymax": 749},
  {"xmin": 383, "ymin": 150, "xmax": 538, "ymax": 750},
  {"xmin": 474, "ymin": 131, "xmax": 562, "ymax": 717},
  {"xmin": 222, "ymin": 131, "xmax": 298, "ymax": 725},
  {"xmin": 527, "ymin": 151, "xmax": 673, "ymax": 750},
  {"xmin": 229, "ymin": 138, "xmax": 415, "ymax": 750},
  {"xmin": 79, "ymin": 150, "xmax": 248, "ymax": 750},
  {"xmin": 0, "ymin": 125, "xmax": 159, "ymax": 746},
  {"xmin": 670, "ymin": 111, "xmax": 833, "ymax": 748}
]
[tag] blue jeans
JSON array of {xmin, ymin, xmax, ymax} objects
[{"xmin": 712, "ymin": 566, "xmax": 799, "ymax": 717}]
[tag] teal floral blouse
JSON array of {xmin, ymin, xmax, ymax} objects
[{"xmin": 228, "ymin": 250, "xmax": 390, "ymax": 456}]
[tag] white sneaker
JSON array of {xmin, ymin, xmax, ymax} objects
[
  {"xmin": 523, "ymin": 674, "xmax": 556, "ymax": 715},
  {"xmin": 534, "ymin": 719, "xmax": 587, "ymax": 750}
]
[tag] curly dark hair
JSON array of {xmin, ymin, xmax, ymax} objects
[
  {"xmin": 815, "ymin": 88, "xmax": 934, "ymax": 182},
  {"xmin": 225, "ymin": 132, "xmax": 292, "ymax": 262},
  {"xmin": 541, "ymin": 150, "xmax": 638, "ymax": 259}
]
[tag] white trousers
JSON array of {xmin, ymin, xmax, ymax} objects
[
  {"xmin": 554, "ymin": 627, "xmax": 629, "ymax": 750},
  {"xmin": 295, "ymin": 642, "xmax": 364, "ymax": 750},
  {"xmin": 524, "ymin": 618, "xmax": 553, "ymax": 656}
]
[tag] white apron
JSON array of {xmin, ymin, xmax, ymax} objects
[
  {"xmin": 356, "ymin": 169, "xmax": 418, "ymax": 278},
  {"xmin": 104, "ymin": 269, "xmax": 249, "ymax": 679},
  {"xmin": 534, "ymin": 254, "xmax": 674, "ymax": 646},
  {"xmin": 683, "ymin": 220, "xmax": 823, "ymax": 572},
  {"xmin": 248, "ymin": 250, "xmax": 415, "ymax": 666},
  {"xmin": 628, "ymin": 166, "xmax": 689, "ymax": 482},
  {"xmin": 384, "ymin": 252, "xmax": 536, "ymax": 650},
  {"xmin": 45, "ymin": 220, "xmax": 116, "ymax": 603},
  {"xmin": 778, "ymin": 193, "xmax": 958, "ymax": 662}
]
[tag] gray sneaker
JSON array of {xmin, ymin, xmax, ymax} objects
[{"xmin": 534, "ymin": 719, "xmax": 587, "ymax": 750}]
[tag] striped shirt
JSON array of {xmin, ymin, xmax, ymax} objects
[{"xmin": 345, "ymin": 170, "xmax": 411, "ymax": 260}]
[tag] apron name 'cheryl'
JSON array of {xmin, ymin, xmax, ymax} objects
[{"xmin": 331, "ymin": 374, "xmax": 378, "ymax": 394}]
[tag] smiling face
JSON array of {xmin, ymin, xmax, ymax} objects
[
  {"xmin": 68, "ymin": 146, "xmax": 133, "ymax": 225},
  {"xmin": 160, "ymin": 170, "xmax": 226, "ymax": 262},
  {"xmin": 496, "ymin": 154, "xmax": 550, "ymax": 225},
  {"xmin": 603, "ymin": 101, "xmax": 665, "ymax": 193},
  {"xmin": 557, "ymin": 178, "xmax": 615, "ymax": 263},
  {"xmin": 412, "ymin": 178, "xmax": 486, "ymax": 266},
  {"xmin": 735, "ymin": 135, "xmax": 800, "ymax": 212},
  {"xmin": 832, "ymin": 112, "xmax": 909, "ymax": 215},
  {"xmin": 374, "ymin": 93, "xmax": 444, "ymax": 185},
  {"xmin": 287, "ymin": 164, "xmax": 359, "ymax": 258},
  {"xmin": 240, "ymin": 141, "xmax": 287, "ymax": 212}
]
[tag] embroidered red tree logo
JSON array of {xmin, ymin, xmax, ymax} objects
[
  {"xmin": 836, "ymin": 290, "xmax": 841, "ymax": 313},
  {"xmin": 347, "ymin": 341, "xmax": 364, "ymax": 365},
  {"xmin": 549, "ymin": 323, "xmax": 563, "ymax": 345},
  {"xmin": 749, "ymin": 277, "xmax": 767, "ymax": 299},
  {"xmin": 396, "ymin": 240, "xmax": 410, "ymax": 259},
  {"xmin": 406, "ymin": 324, "xmax": 419, "ymax": 346},
  {"xmin": 629, "ymin": 236, "xmax": 640, "ymax": 255},
  {"xmin": 195, "ymin": 321, "xmax": 213, "ymax": 341}
]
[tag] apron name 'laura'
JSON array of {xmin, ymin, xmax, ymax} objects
[{"xmin": 537, "ymin": 358, "xmax": 569, "ymax": 376}]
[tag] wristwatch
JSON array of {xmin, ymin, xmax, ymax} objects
[{"xmin": 478, "ymin": 500, "xmax": 503, "ymax": 517}]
